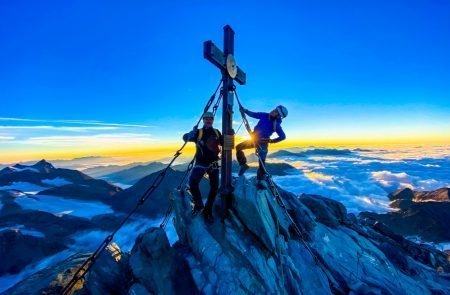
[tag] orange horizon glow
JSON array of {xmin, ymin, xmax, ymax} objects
[{"xmin": 1, "ymin": 134, "xmax": 449, "ymax": 165}]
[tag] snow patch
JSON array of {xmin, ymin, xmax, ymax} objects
[
  {"xmin": 0, "ymin": 182, "xmax": 47, "ymax": 194},
  {"xmin": 7, "ymin": 166, "xmax": 39, "ymax": 173},
  {"xmin": 109, "ymin": 182, "xmax": 132, "ymax": 189}
]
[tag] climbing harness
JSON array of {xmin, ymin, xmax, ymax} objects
[
  {"xmin": 197, "ymin": 127, "xmax": 221, "ymax": 143},
  {"xmin": 62, "ymin": 79, "xmax": 223, "ymax": 295}
]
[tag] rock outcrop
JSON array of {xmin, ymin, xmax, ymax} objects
[
  {"xmin": 4, "ymin": 243, "xmax": 129, "ymax": 295},
  {"xmin": 6, "ymin": 178, "xmax": 450, "ymax": 294},
  {"xmin": 0, "ymin": 230, "xmax": 66, "ymax": 276},
  {"xmin": 360, "ymin": 187, "xmax": 450, "ymax": 242}
]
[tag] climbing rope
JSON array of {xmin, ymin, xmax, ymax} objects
[
  {"xmin": 61, "ymin": 79, "xmax": 223, "ymax": 295},
  {"xmin": 233, "ymin": 89, "xmax": 340, "ymax": 290}
]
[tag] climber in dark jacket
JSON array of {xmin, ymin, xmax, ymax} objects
[
  {"xmin": 236, "ymin": 105, "xmax": 287, "ymax": 182},
  {"xmin": 183, "ymin": 112, "xmax": 223, "ymax": 220}
]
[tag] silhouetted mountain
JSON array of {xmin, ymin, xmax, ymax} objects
[
  {"xmin": 0, "ymin": 160, "xmax": 122, "ymax": 202},
  {"xmin": 389, "ymin": 187, "xmax": 449, "ymax": 203},
  {"xmin": 102, "ymin": 162, "xmax": 168, "ymax": 185},
  {"xmin": 271, "ymin": 148, "xmax": 353, "ymax": 158},
  {"xmin": 270, "ymin": 149, "xmax": 302, "ymax": 157},
  {"xmin": 0, "ymin": 160, "xmax": 80, "ymax": 186},
  {"xmin": 231, "ymin": 160, "xmax": 297, "ymax": 176},
  {"xmin": 0, "ymin": 230, "xmax": 66, "ymax": 276},
  {"xmin": 37, "ymin": 179, "xmax": 121, "ymax": 202},
  {"xmin": 360, "ymin": 187, "xmax": 450, "ymax": 242},
  {"xmin": 82, "ymin": 162, "xmax": 146, "ymax": 178},
  {"xmin": 0, "ymin": 159, "xmax": 55, "ymax": 177}
]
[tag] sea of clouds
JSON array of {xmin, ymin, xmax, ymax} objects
[{"xmin": 266, "ymin": 145, "xmax": 449, "ymax": 213}]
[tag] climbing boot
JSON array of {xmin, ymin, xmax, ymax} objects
[
  {"xmin": 191, "ymin": 209, "xmax": 202, "ymax": 217},
  {"xmin": 238, "ymin": 163, "xmax": 249, "ymax": 176},
  {"xmin": 257, "ymin": 179, "xmax": 268, "ymax": 190},
  {"xmin": 191, "ymin": 205, "xmax": 204, "ymax": 217},
  {"xmin": 203, "ymin": 209, "xmax": 214, "ymax": 224}
]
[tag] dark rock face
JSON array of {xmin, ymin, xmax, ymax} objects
[
  {"xmin": 389, "ymin": 187, "xmax": 450, "ymax": 203},
  {"xmin": 129, "ymin": 228, "xmax": 196, "ymax": 294},
  {"xmin": 85, "ymin": 243, "xmax": 130, "ymax": 294},
  {"xmin": 360, "ymin": 187, "xmax": 450, "ymax": 242},
  {"xmin": 4, "ymin": 244, "xmax": 129, "ymax": 295},
  {"xmin": 413, "ymin": 187, "xmax": 449, "ymax": 202},
  {"xmin": 0, "ymin": 230, "xmax": 66, "ymax": 275},
  {"xmin": 388, "ymin": 187, "xmax": 415, "ymax": 201},
  {"xmin": 299, "ymin": 193, "xmax": 348, "ymax": 228}
]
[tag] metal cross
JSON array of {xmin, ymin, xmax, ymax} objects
[{"xmin": 203, "ymin": 25, "xmax": 246, "ymax": 212}]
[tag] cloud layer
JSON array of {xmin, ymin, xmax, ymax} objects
[{"xmin": 268, "ymin": 146, "xmax": 449, "ymax": 213}]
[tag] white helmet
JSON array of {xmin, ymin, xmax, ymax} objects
[{"xmin": 276, "ymin": 105, "xmax": 288, "ymax": 118}]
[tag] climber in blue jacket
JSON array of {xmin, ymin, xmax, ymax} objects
[{"xmin": 236, "ymin": 105, "xmax": 288, "ymax": 184}]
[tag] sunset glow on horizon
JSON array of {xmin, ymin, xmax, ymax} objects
[{"xmin": 1, "ymin": 134, "xmax": 448, "ymax": 165}]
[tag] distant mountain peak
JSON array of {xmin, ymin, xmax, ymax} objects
[
  {"xmin": 34, "ymin": 159, "xmax": 52, "ymax": 165},
  {"xmin": 388, "ymin": 187, "xmax": 414, "ymax": 200},
  {"xmin": 32, "ymin": 159, "xmax": 55, "ymax": 172}
]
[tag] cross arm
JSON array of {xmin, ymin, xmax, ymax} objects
[{"xmin": 203, "ymin": 41, "xmax": 246, "ymax": 85}]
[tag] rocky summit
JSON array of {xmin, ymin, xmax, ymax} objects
[{"xmin": 5, "ymin": 177, "xmax": 450, "ymax": 294}]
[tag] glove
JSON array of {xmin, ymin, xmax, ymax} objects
[{"xmin": 183, "ymin": 127, "xmax": 198, "ymax": 142}]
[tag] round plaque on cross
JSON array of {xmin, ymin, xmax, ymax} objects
[{"xmin": 226, "ymin": 54, "xmax": 237, "ymax": 79}]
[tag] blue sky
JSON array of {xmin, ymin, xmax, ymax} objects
[{"xmin": 1, "ymin": 1, "xmax": 449, "ymax": 162}]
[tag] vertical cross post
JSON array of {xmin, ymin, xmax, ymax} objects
[
  {"xmin": 203, "ymin": 25, "xmax": 246, "ymax": 216},
  {"xmin": 221, "ymin": 25, "xmax": 235, "ymax": 199}
]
